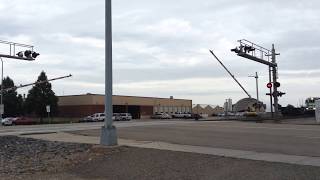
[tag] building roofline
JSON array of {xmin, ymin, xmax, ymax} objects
[{"xmin": 58, "ymin": 93, "xmax": 192, "ymax": 101}]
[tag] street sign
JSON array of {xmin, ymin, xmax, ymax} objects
[
  {"xmin": 316, "ymin": 100, "xmax": 320, "ymax": 124},
  {"xmin": 0, "ymin": 104, "xmax": 4, "ymax": 115},
  {"xmin": 267, "ymin": 82, "xmax": 272, "ymax": 88},
  {"xmin": 46, "ymin": 105, "xmax": 50, "ymax": 113}
]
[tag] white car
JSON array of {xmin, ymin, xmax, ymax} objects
[
  {"xmin": 92, "ymin": 113, "xmax": 105, "ymax": 122},
  {"xmin": 114, "ymin": 113, "xmax": 132, "ymax": 121},
  {"xmin": 151, "ymin": 113, "xmax": 172, "ymax": 119},
  {"xmin": 172, "ymin": 112, "xmax": 192, "ymax": 119},
  {"xmin": 1, "ymin": 117, "xmax": 14, "ymax": 126}
]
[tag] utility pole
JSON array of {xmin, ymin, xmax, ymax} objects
[
  {"xmin": 249, "ymin": 72, "xmax": 259, "ymax": 102},
  {"xmin": 100, "ymin": 0, "xmax": 118, "ymax": 146},
  {"xmin": 249, "ymin": 72, "xmax": 259, "ymax": 111},
  {"xmin": 271, "ymin": 44, "xmax": 279, "ymax": 116}
]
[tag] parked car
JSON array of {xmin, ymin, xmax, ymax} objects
[
  {"xmin": 151, "ymin": 113, "xmax": 172, "ymax": 119},
  {"xmin": 172, "ymin": 112, "xmax": 192, "ymax": 119},
  {"xmin": 92, "ymin": 113, "xmax": 105, "ymax": 122},
  {"xmin": 1, "ymin": 117, "xmax": 14, "ymax": 126},
  {"xmin": 114, "ymin": 113, "xmax": 132, "ymax": 121},
  {"xmin": 12, "ymin": 117, "xmax": 37, "ymax": 125},
  {"xmin": 80, "ymin": 115, "xmax": 95, "ymax": 122}
]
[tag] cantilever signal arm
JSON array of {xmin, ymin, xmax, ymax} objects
[{"xmin": 2, "ymin": 74, "xmax": 72, "ymax": 92}]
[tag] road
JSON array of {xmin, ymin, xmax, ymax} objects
[
  {"xmin": 72, "ymin": 120, "xmax": 320, "ymax": 157},
  {"xmin": 0, "ymin": 120, "xmax": 197, "ymax": 136},
  {"xmin": 2, "ymin": 119, "xmax": 320, "ymax": 157}
]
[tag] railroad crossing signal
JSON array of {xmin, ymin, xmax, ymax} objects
[
  {"xmin": 266, "ymin": 91, "xmax": 286, "ymax": 97},
  {"xmin": 267, "ymin": 82, "xmax": 272, "ymax": 89}
]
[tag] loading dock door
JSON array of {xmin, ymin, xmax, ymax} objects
[
  {"xmin": 113, "ymin": 105, "xmax": 141, "ymax": 119},
  {"xmin": 128, "ymin": 106, "xmax": 141, "ymax": 119}
]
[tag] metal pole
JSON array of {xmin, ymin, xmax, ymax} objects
[
  {"xmin": 101, "ymin": 0, "xmax": 117, "ymax": 146},
  {"xmin": 269, "ymin": 66, "xmax": 274, "ymax": 117},
  {"xmin": 255, "ymin": 72, "xmax": 259, "ymax": 102},
  {"xmin": 271, "ymin": 44, "xmax": 279, "ymax": 117},
  {"xmin": 105, "ymin": 0, "xmax": 113, "ymax": 128},
  {"xmin": 0, "ymin": 57, "xmax": 3, "ymax": 121}
]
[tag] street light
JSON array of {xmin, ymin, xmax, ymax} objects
[{"xmin": 100, "ymin": 0, "xmax": 118, "ymax": 146}]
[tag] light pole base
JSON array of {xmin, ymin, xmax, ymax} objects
[{"xmin": 100, "ymin": 125, "xmax": 118, "ymax": 146}]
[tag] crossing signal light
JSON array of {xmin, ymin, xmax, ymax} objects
[
  {"xmin": 231, "ymin": 48, "xmax": 240, "ymax": 53},
  {"xmin": 16, "ymin": 51, "xmax": 24, "ymax": 57},
  {"xmin": 274, "ymin": 82, "xmax": 281, "ymax": 88},
  {"xmin": 267, "ymin": 82, "xmax": 272, "ymax": 88},
  {"xmin": 24, "ymin": 50, "xmax": 32, "ymax": 58},
  {"xmin": 244, "ymin": 46, "xmax": 255, "ymax": 53},
  {"xmin": 32, "ymin": 52, "xmax": 40, "ymax": 58},
  {"xmin": 16, "ymin": 50, "xmax": 40, "ymax": 59}
]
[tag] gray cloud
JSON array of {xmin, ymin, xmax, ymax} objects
[{"xmin": 0, "ymin": 0, "xmax": 319, "ymax": 108}]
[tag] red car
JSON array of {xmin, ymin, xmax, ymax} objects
[{"xmin": 12, "ymin": 117, "xmax": 37, "ymax": 125}]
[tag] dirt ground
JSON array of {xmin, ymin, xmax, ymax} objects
[{"xmin": 1, "ymin": 136, "xmax": 320, "ymax": 180}]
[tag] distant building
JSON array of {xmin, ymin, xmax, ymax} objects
[
  {"xmin": 192, "ymin": 104, "xmax": 224, "ymax": 116},
  {"xmin": 233, "ymin": 98, "xmax": 266, "ymax": 112},
  {"xmin": 58, "ymin": 94, "xmax": 192, "ymax": 119}
]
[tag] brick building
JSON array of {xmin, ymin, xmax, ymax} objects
[{"xmin": 58, "ymin": 94, "xmax": 192, "ymax": 119}]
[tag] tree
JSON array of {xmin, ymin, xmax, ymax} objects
[
  {"xmin": 1, "ymin": 77, "xmax": 23, "ymax": 117},
  {"xmin": 25, "ymin": 71, "xmax": 58, "ymax": 121}
]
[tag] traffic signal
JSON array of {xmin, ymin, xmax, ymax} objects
[
  {"xmin": 231, "ymin": 47, "xmax": 240, "ymax": 53},
  {"xmin": 16, "ymin": 50, "xmax": 40, "ymax": 60},
  {"xmin": 274, "ymin": 82, "xmax": 281, "ymax": 88}
]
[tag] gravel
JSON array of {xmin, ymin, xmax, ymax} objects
[
  {"xmin": 1, "ymin": 135, "xmax": 320, "ymax": 180},
  {"xmin": 0, "ymin": 135, "xmax": 92, "ymax": 179}
]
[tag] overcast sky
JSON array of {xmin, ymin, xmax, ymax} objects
[{"xmin": 0, "ymin": 0, "xmax": 319, "ymax": 108}]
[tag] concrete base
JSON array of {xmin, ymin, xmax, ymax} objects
[{"xmin": 100, "ymin": 126, "xmax": 118, "ymax": 146}]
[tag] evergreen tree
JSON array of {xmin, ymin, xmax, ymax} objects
[
  {"xmin": 1, "ymin": 77, "xmax": 22, "ymax": 117},
  {"xmin": 25, "ymin": 71, "xmax": 58, "ymax": 121}
]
